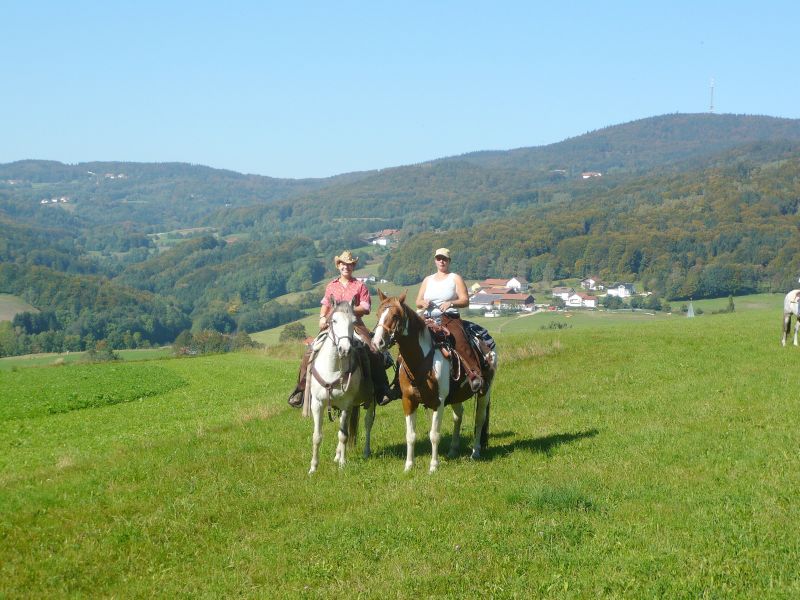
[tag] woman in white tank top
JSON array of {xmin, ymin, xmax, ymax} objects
[{"xmin": 415, "ymin": 247, "xmax": 484, "ymax": 392}]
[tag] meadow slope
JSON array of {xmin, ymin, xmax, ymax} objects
[{"xmin": 1, "ymin": 298, "xmax": 799, "ymax": 598}]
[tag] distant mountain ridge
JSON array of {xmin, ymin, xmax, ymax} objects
[{"xmin": 448, "ymin": 113, "xmax": 800, "ymax": 174}]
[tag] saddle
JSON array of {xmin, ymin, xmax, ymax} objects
[{"xmin": 422, "ymin": 318, "xmax": 494, "ymax": 383}]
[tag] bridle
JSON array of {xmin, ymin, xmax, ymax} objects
[
  {"xmin": 313, "ymin": 308, "xmax": 357, "ymax": 420},
  {"xmin": 376, "ymin": 302, "xmax": 408, "ymax": 349},
  {"xmin": 325, "ymin": 313, "xmax": 352, "ymax": 354}
]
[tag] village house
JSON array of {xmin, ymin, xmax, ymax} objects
[
  {"xmin": 468, "ymin": 291, "xmax": 535, "ymax": 313},
  {"xmin": 567, "ymin": 292, "xmax": 598, "ymax": 309},
  {"xmin": 364, "ymin": 229, "xmax": 399, "ymax": 247},
  {"xmin": 496, "ymin": 293, "xmax": 535, "ymax": 311},
  {"xmin": 476, "ymin": 277, "xmax": 529, "ymax": 293},
  {"xmin": 580, "ymin": 276, "xmax": 605, "ymax": 291},
  {"xmin": 469, "ymin": 292, "xmax": 502, "ymax": 312},
  {"xmin": 551, "ymin": 286, "xmax": 575, "ymax": 301},
  {"xmin": 606, "ymin": 283, "xmax": 635, "ymax": 298}
]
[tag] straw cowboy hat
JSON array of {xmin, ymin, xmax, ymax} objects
[{"xmin": 335, "ymin": 250, "xmax": 359, "ymax": 266}]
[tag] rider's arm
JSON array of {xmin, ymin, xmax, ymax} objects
[
  {"xmin": 415, "ymin": 277, "xmax": 429, "ymax": 309},
  {"xmin": 353, "ymin": 282, "xmax": 371, "ymax": 317}
]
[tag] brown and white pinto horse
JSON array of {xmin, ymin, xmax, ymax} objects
[{"xmin": 372, "ymin": 291, "xmax": 498, "ymax": 473}]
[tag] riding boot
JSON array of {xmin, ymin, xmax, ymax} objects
[
  {"xmin": 378, "ymin": 373, "xmax": 402, "ymax": 406},
  {"xmin": 287, "ymin": 346, "xmax": 312, "ymax": 408},
  {"xmin": 442, "ymin": 315, "xmax": 484, "ymax": 394}
]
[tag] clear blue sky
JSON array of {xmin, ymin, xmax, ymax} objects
[{"xmin": 3, "ymin": 1, "xmax": 798, "ymax": 179}]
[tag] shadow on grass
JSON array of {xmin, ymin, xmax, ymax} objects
[
  {"xmin": 483, "ymin": 428, "xmax": 599, "ymax": 460},
  {"xmin": 375, "ymin": 428, "xmax": 598, "ymax": 460}
]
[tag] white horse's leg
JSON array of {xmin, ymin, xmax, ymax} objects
[
  {"xmin": 448, "ymin": 402, "xmax": 464, "ymax": 458},
  {"xmin": 334, "ymin": 408, "xmax": 348, "ymax": 468},
  {"xmin": 782, "ymin": 314, "xmax": 788, "ymax": 346},
  {"xmin": 309, "ymin": 397, "xmax": 323, "ymax": 475},
  {"xmin": 471, "ymin": 392, "xmax": 490, "ymax": 460},
  {"xmin": 793, "ymin": 315, "xmax": 799, "ymax": 346},
  {"xmin": 404, "ymin": 411, "xmax": 416, "ymax": 472},
  {"xmin": 429, "ymin": 403, "xmax": 445, "ymax": 473},
  {"xmin": 363, "ymin": 402, "xmax": 375, "ymax": 459}
]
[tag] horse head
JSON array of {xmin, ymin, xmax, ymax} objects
[
  {"xmin": 373, "ymin": 289, "xmax": 408, "ymax": 351},
  {"xmin": 328, "ymin": 295, "xmax": 357, "ymax": 358}
]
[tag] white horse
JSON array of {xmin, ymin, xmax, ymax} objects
[
  {"xmin": 782, "ymin": 289, "xmax": 800, "ymax": 346},
  {"xmin": 305, "ymin": 297, "xmax": 376, "ymax": 474},
  {"xmin": 372, "ymin": 291, "xmax": 498, "ymax": 473}
]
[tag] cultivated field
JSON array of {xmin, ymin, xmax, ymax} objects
[{"xmin": 2, "ymin": 295, "xmax": 799, "ymax": 597}]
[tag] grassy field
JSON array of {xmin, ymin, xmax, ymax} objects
[
  {"xmin": 0, "ymin": 293, "xmax": 37, "ymax": 322},
  {"xmin": 0, "ymin": 347, "xmax": 174, "ymax": 371},
  {"xmin": 2, "ymin": 294, "xmax": 799, "ymax": 597}
]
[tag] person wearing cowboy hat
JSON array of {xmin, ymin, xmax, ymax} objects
[{"xmin": 287, "ymin": 250, "xmax": 399, "ymax": 408}]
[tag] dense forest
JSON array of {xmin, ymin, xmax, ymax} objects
[
  {"xmin": 380, "ymin": 153, "xmax": 800, "ymax": 298},
  {"xmin": 3, "ymin": 113, "xmax": 800, "ymax": 356}
]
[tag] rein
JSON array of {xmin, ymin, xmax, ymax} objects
[
  {"xmin": 311, "ymin": 325, "xmax": 358, "ymax": 421},
  {"xmin": 382, "ymin": 303, "xmax": 466, "ymax": 386}
]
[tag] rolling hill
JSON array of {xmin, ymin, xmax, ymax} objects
[{"xmin": 3, "ymin": 112, "xmax": 800, "ymax": 355}]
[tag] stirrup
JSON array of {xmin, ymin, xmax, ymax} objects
[
  {"xmin": 287, "ymin": 390, "xmax": 304, "ymax": 408},
  {"xmin": 468, "ymin": 376, "xmax": 483, "ymax": 393}
]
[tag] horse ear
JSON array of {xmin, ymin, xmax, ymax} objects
[
  {"xmin": 351, "ymin": 296, "xmax": 358, "ymax": 309},
  {"xmin": 398, "ymin": 290, "xmax": 407, "ymax": 305},
  {"xmin": 378, "ymin": 289, "xmax": 387, "ymax": 301},
  {"xmin": 329, "ymin": 294, "xmax": 336, "ymax": 307}
]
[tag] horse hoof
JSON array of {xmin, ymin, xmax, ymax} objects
[
  {"xmin": 447, "ymin": 449, "xmax": 458, "ymax": 459},
  {"xmin": 404, "ymin": 462, "xmax": 413, "ymax": 473},
  {"xmin": 308, "ymin": 467, "xmax": 317, "ymax": 475},
  {"xmin": 363, "ymin": 449, "xmax": 371, "ymax": 459},
  {"xmin": 470, "ymin": 450, "xmax": 481, "ymax": 460}
]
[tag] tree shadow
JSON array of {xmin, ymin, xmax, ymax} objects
[{"xmin": 374, "ymin": 428, "xmax": 597, "ymax": 460}]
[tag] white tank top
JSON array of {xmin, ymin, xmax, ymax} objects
[{"xmin": 424, "ymin": 273, "xmax": 457, "ymax": 305}]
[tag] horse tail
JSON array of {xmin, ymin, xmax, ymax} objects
[
  {"xmin": 347, "ymin": 405, "xmax": 360, "ymax": 449},
  {"xmin": 480, "ymin": 398, "xmax": 490, "ymax": 449}
]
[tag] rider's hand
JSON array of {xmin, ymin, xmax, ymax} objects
[{"xmin": 318, "ymin": 316, "xmax": 328, "ymax": 330}]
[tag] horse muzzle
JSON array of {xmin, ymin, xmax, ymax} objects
[{"xmin": 336, "ymin": 339, "xmax": 352, "ymax": 357}]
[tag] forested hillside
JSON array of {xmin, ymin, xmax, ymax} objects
[
  {"xmin": 3, "ymin": 113, "xmax": 800, "ymax": 356},
  {"xmin": 382, "ymin": 147, "xmax": 800, "ymax": 298}
]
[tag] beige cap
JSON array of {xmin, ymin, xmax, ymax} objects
[{"xmin": 433, "ymin": 248, "xmax": 451, "ymax": 259}]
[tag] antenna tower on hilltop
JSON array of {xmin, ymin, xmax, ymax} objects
[{"xmin": 709, "ymin": 78, "xmax": 715, "ymax": 113}]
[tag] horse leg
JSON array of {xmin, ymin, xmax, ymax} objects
[
  {"xmin": 309, "ymin": 397, "xmax": 323, "ymax": 475},
  {"xmin": 363, "ymin": 402, "xmax": 375, "ymax": 459},
  {"xmin": 429, "ymin": 403, "xmax": 445, "ymax": 473},
  {"xmin": 334, "ymin": 408, "xmax": 348, "ymax": 468},
  {"xmin": 782, "ymin": 313, "xmax": 788, "ymax": 346},
  {"xmin": 404, "ymin": 410, "xmax": 416, "ymax": 472},
  {"xmin": 794, "ymin": 315, "xmax": 800, "ymax": 346},
  {"xmin": 471, "ymin": 392, "xmax": 490, "ymax": 460},
  {"xmin": 448, "ymin": 403, "xmax": 464, "ymax": 459}
]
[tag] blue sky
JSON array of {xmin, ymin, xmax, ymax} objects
[{"xmin": 3, "ymin": 1, "xmax": 798, "ymax": 178}]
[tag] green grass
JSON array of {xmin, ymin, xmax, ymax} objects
[
  {"xmin": 2, "ymin": 295, "xmax": 799, "ymax": 597},
  {"xmin": 0, "ymin": 293, "xmax": 37, "ymax": 321},
  {"xmin": 0, "ymin": 347, "xmax": 174, "ymax": 371}
]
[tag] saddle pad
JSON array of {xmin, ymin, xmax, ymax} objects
[{"xmin": 463, "ymin": 320, "xmax": 496, "ymax": 351}]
